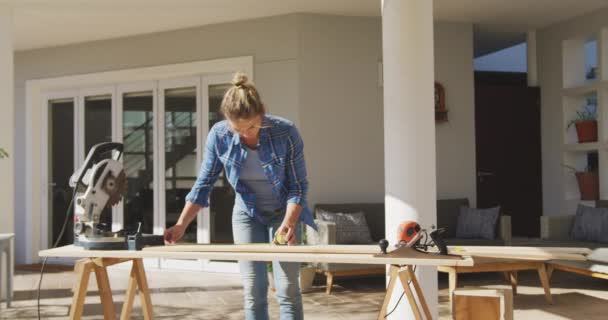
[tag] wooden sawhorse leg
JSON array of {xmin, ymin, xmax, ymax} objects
[
  {"xmin": 69, "ymin": 258, "xmax": 153, "ymax": 320},
  {"xmin": 377, "ymin": 265, "xmax": 432, "ymax": 320},
  {"xmin": 121, "ymin": 259, "xmax": 153, "ymax": 320},
  {"xmin": 537, "ymin": 263, "xmax": 553, "ymax": 304}
]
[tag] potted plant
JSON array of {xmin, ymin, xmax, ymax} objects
[
  {"xmin": 563, "ymin": 164, "xmax": 599, "ymax": 200},
  {"xmin": 567, "ymin": 100, "xmax": 597, "ymax": 143},
  {"xmin": 0, "ymin": 148, "xmax": 8, "ymax": 159}
]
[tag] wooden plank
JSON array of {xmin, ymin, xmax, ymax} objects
[
  {"xmin": 42, "ymin": 244, "xmax": 591, "ymax": 256},
  {"xmin": 39, "ymin": 245, "xmax": 474, "ymax": 267},
  {"xmin": 94, "ymin": 264, "xmax": 117, "ymax": 320},
  {"xmin": 120, "ymin": 260, "xmax": 138, "ymax": 320},
  {"xmin": 69, "ymin": 259, "xmax": 94, "ymax": 320},
  {"xmin": 146, "ymin": 243, "xmax": 382, "ymax": 254},
  {"xmin": 449, "ymin": 246, "xmax": 592, "ymax": 255},
  {"xmin": 454, "ymin": 252, "xmax": 585, "ymax": 261},
  {"xmin": 449, "ymin": 246, "xmax": 590, "ymax": 261}
]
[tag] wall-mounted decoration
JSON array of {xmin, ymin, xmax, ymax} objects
[{"xmin": 435, "ymin": 82, "xmax": 448, "ymax": 122}]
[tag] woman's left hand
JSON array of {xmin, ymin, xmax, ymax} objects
[
  {"xmin": 278, "ymin": 203, "xmax": 302, "ymax": 246},
  {"xmin": 277, "ymin": 221, "xmax": 298, "ymax": 246}
]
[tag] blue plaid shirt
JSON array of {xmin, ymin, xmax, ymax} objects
[{"xmin": 185, "ymin": 114, "xmax": 316, "ymax": 229}]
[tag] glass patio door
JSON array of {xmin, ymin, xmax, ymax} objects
[
  {"xmin": 45, "ymin": 92, "xmax": 77, "ymax": 249},
  {"xmin": 43, "ymin": 73, "xmax": 242, "ymax": 273}
]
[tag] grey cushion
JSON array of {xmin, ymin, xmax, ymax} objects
[
  {"xmin": 315, "ymin": 203, "xmax": 384, "ymax": 241},
  {"xmin": 317, "ymin": 210, "xmax": 373, "ymax": 244},
  {"xmin": 570, "ymin": 204, "xmax": 608, "ymax": 243},
  {"xmin": 455, "ymin": 206, "xmax": 500, "ymax": 240}
]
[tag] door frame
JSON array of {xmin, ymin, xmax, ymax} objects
[{"xmin": 27, "ymin": 56, "xmax": 253, "ymax": 264}]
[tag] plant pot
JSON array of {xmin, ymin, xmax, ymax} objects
[
  {"xmin": 576, "ymin": 171, "xmax": 599, "ymax": 200},
  {"xmin": 299, "ymin": 265, "xmax": 316, "ymax": 293},
  {"xmin": 575, "ymin": 120, "xmax": 598, "ymax": 143}
]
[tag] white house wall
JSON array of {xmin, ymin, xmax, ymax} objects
[
  {"xmin": 538, "ymin": 7, "xmax": 608, "ymax": 216},
  {"xmin": 434, "ymin": 22, "xmax": 477, "ymax": 206},
  {"xmin": 297, "ymin": 14, "xmax": 385, "ymax": 206},
  {"xmin": 297, "ymin": 15, "xmax": 477, "ymax": 210},
  {"xmin": 14, "ymin": 13, "xmax": 477, "ymax": 263}
]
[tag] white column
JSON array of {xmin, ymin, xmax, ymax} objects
[
  {"xmin": 0, "ymin": 4, "xmax": 14, "ymax": 302},
  {"xmin": 527, "ymin": 30, "xmax": 538, "ymax": 86},
  {"xmin": 382, "ymin": 0, "xmax": 437, "ymax": 319}
]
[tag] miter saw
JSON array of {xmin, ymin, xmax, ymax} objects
[
  {"xmin": 69, "ymin": 142, "xmax": 163, "ymax": 250},
  {"xmin": 69, "ymin": 142, "xmax": 128, "ymax": 250}
]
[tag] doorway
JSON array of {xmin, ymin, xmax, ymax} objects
[{"xmin": 475, "ymin": 72, "xmax": 543, "ymax": 237}]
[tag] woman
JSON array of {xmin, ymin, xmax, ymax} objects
[{"xmin": 164, "ymin": 72, "xmax": 315, "ymax": 320}]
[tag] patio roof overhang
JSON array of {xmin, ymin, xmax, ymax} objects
[{"xmin": 2, "ymin": 0, "xmax": 608, "ymax": 55}]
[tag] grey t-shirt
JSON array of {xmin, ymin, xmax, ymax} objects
[{"xmin": 239, "ymin": 147, "xmax": 282, "ymax": 212}]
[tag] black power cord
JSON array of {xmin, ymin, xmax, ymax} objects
[{"xmin": 37, "ymin": 187, "xmax": 77, "ymax": 320}]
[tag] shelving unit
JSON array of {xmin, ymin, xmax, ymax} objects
[{"xmin": 561, "ymin": 28, "xmax": 608, "ymax": 201}]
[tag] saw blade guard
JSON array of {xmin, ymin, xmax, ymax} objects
[{"xmin": 71, "ymin": 142, "xmax": 125, "ymax": 239}]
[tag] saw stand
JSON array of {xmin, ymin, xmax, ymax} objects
[
  {"xmin": 377, "ymin": 264, "xmax": 432, "ymax": 320},
  {"xmin": 376, "ymin": 240, "xmax": 433, "ymax": 320},
  {"xmin": 69, "ymin": 258, "xmax": 153, "ymax": 320}
]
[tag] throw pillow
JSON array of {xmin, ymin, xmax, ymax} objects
[
  {"xmin": 570, "ymin": 204, "xmax": 608, "ymax": 243},
  {"xmin": 317, "ymin": 210, "xmax": 374, "ymax": 244},
  {"xmin": 455, "ymin": 206, "xmax": 500, "ymax": 240}
]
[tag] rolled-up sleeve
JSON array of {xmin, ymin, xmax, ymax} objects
[
  {"xmin": 185, "ymin": 126, "xmax": 223, "ymax": 207},
  {"xmin": 285, "ymin": 125, "xmax": 308, "ymax": 206}
]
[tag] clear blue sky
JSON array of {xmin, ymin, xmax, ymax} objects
[{"xmin": 474, "ymin": 40, "xmax": 597, "ymax": 74}]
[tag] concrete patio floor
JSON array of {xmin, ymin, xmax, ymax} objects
[{"xmin": 1, "ymin": 263, "xmax": 607, "ymax": 319}]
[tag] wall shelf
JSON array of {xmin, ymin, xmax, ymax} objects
[
  {"xmin": 561, "ymin": 27, "xmax": 608, "ymax": 202},
  {"xmin": 563, "ymin": 142, "xmax": 599, "ymax": 152},
  {"xmin": 561, "ymin": 81, "xmax": 606, "ymax": 97}
]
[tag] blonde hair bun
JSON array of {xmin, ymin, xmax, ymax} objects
[
  {"xmin": 232, "ymin": 72, "xmax": 249, "ymax": 87},
  {"xmin": 221, "ymin": 72, "xmax": 265, "ymax": 119}
]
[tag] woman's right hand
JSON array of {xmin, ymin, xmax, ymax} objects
[{"xmin": 164, "ymin": 224, "xmax": 186, "ymax": 244}]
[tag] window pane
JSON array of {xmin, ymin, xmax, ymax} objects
[
  {"xmin": 164, "ymin": 87, "xmax": 198, "ymax": 242},
  {"xmin": 48, "ymin": 98, "xmax": 75, "ymax": 247},
  {"xmin": 123, "ymin": 91, "xmax": 154, "ymax": 234}
]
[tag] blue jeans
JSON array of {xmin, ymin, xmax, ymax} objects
[{"xmin": 232, "ymin": 207, "xmax": 304, "ymax": 320}]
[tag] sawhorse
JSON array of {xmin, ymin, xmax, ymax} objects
[{"xmin": 70, "ymin": 258, "xmax": 153, "ymax": 320}]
